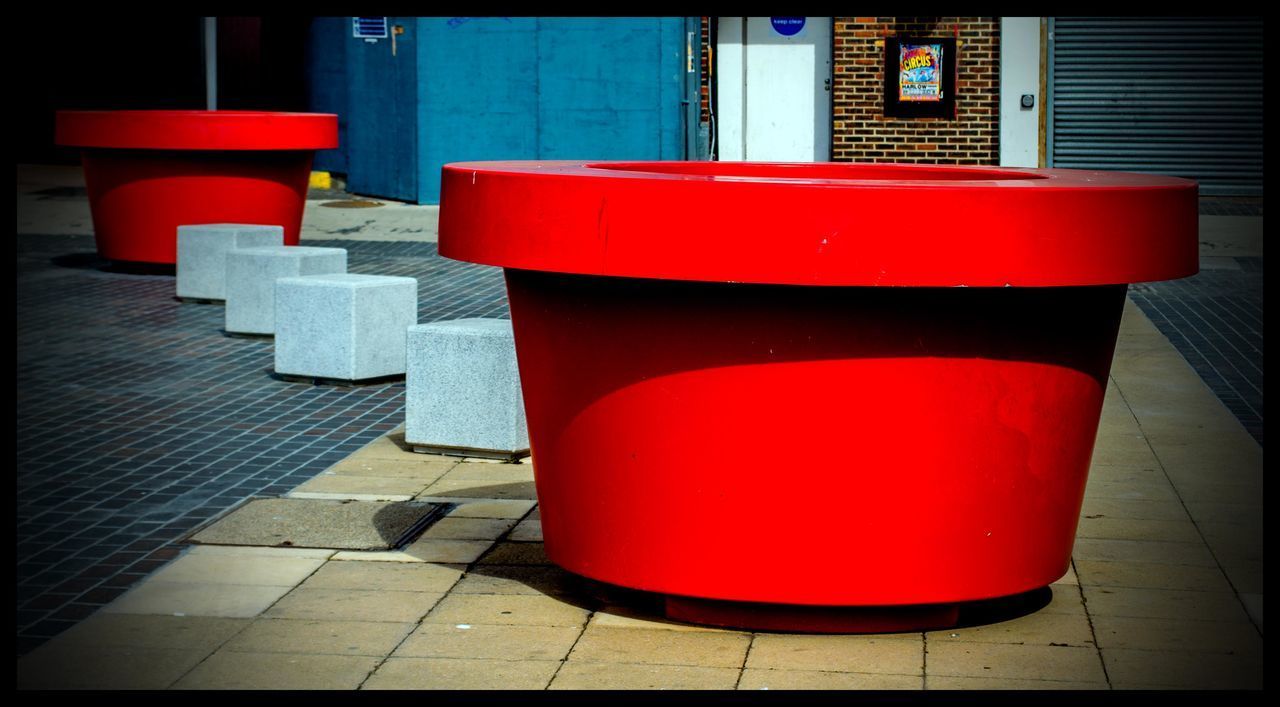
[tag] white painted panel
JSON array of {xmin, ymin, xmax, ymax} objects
[
  {"xmin": 715, "ymin": 17, "xmax": 746, "ymax": 161},
  {"xmin": 1000, "ymin": 17, "xmax": 1041, "ymax": 167},
  {"xmin": 716, "ymin": 17, "xmax": 831, "ymax": 161}
]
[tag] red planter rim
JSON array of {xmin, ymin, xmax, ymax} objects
[
  {"xmin": 55, "ymin": 110, "xmax": 338, "ymax": 151},
  {"xmin": 439, "ymin": 160, "xmax": 1199, "ymax": 288}
]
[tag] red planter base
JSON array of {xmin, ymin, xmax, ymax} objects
[
  {"xmin": 81, "ymin": 149, "xmax": 312, "ymax": 264},
  {"xmin": 665, "ymin": 596, "xmax": 961, "ymax": 634},
  {"xmin": 507, "ymin": 270, "xmax": 1126, "ymax": 610}
]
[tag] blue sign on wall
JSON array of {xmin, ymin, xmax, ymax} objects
[{"xmin": 770, "ymin": 17, "xmax": 806, "ymax": 36}]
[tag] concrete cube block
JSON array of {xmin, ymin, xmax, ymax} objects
[
  {"xmin": 274, "ymin": 273, "xmax": 419, "ymax": 382},
  {"xmin": 406, "ymin": 319, "xmax": 529, "ymax": 458},
  {"xmin": 224, "ymin": 246, "xmax": 347, "ymax": 335},
  {"xmin": 175, "ymin": 224, "xmax": 284, "ymax": 301}
]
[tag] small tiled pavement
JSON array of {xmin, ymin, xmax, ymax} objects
[
  {"xmin": 16, "ymin": 235, "xmax": 506, "ymax": 655},
  {"xmin": 1197, "ymin": 197, "xmax": 1263, "ymax": 217},
  {"xmin": 1129, "ymin": 257, "xmax": 1264, "ymax": 446},
  {"xmin": 16, "ymin": 229, "xmax": 1263, "ymax": 690}
]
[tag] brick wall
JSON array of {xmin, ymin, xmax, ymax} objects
[{"xmin": 832, "ymin": 17, "xmax": 999, "ymax": 164}]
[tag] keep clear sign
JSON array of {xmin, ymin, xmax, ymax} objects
[{"xmin": 770, "ymin": 17, "xmax": 806, "ymax": 36}]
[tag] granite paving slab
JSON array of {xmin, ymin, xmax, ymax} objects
[{"xmin": 190, "ymin": 498, "xmax": 448, "ymax": 551}]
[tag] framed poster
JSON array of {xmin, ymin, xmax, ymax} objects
[{"xmin": 884, "ymin": 36, "xmax": 957, "ymax": 119}]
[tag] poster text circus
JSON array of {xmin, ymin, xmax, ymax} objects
[{"xmin": 899, "ymin": 44, "xmax": 943, "ymax": 102}]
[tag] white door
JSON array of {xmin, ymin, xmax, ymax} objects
[{"xmin": 716, "ymin": 17, "xmax": 832, "ymax": 161}]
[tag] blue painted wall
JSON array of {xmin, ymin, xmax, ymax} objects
[
  {"xmin": 534, "ymin": 18, "xmax": 684, "ymax": 161},
  {"xmin": 306, "ymin": 17, "xmax": 348, "ymax": 174},
  {"xmin": 312, "ymin": 17, "xmax": 690, "ymax": 203},
  {"xmin": 415, "ymin": 17, "xmax": 687, "ymax": 204},
  {"xmin": 417, "ymin": 16, "xmax": 539, "ymax": 193}
]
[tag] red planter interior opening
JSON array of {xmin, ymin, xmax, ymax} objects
[{"xmin": 586, "ymin": 161, "xmax": 1049, "ymax": 181}]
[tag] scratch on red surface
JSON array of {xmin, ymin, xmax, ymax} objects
[{"xmin": 597, "ymin": 198, "xmax": 610, "ymax": 258}]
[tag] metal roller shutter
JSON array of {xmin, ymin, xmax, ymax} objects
[{"xmin": 1048, "ymin": 17, "xmax": 1262, "ymax": 195}]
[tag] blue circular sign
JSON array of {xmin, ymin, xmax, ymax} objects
[{"xmin": 770, "ymin": 17, "xmax": 805, "ymax": 36}]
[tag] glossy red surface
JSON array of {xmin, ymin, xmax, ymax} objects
[
  {"xmin": 505, "ymin": 273, "xmax": 1124, "ymax": 607},
  {"xmin": 78, "ymin": 151, "xmax": 312, "ymax": 263},
  {"xmin": 437, "ymin": 161, "xmax": 1199, "ymax": 627},
  {"xmin": 55, "ymin": 110, "xmax": 337, "ymax": 151},
  {"xmin": 439, "ymin": 160, "xmax": 1198, "ymax": 287},
  {"xmin": 55, "ymin": 111, "xmax": 338, "ymax": 264}
]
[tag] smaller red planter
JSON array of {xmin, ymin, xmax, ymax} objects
[{"xmin": 55, "ymin": 110, "xmax": 338, "ymax": 264}]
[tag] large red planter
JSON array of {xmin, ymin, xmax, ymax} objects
[
  {"xmin": 55, "ymin": 110, "xmax": 338, "ymax": 264},
  {"xmin": 439, "ymin": 161, "xmax": 1198, "ymax": 631}
]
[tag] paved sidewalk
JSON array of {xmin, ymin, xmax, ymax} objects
[
  {"xmin": 1130, "ymin": 258, "xmax": 1264, "ymax": 445},
  {"xmin": 16, "ymin": 164, "xmax": 441, "ymax": 243},
  {"xmin": 16, "ymin": 235, "xmax": 503, "ymax": 654},
  {"xmin": 17, "ymin": 298, "xmax": 1263, "ymax": 689},
  {"xmin": 15, "ymin": 164, "xmax": 1263, "ymax": 689}
]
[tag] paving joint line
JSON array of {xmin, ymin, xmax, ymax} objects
[
  {"xmin": 1068, "ymin": 556, "xmax": 1112, "ymax": 689},
  {"xmin": 353, "ymin": 559, "xmax": 469, "ymax": 690},
  {"xmin": 159, "ymin": 548, "xmax": 333, "ymax": 689},
  {"xmin": 733, "ymin": 632, "xmax": 756, "ymax": 689},
  {"xmin": 1105, "ymin": 373, "xmax": 1262, "ymax": 638},
  {"xmin": 544, "ymin": 605, "xmax": 592, "ymax": 690}
]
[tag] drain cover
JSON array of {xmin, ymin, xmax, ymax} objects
[
  {"xmin": 189, "ymin": 498, "xmax": 448, "ymax": 551},
  {"xmin": 319, "ymin": 199, "xmax": 384, "ymax": 208},
  {"xmin": 31, "ymin": 186, "xmax": 88, "ymax": 199}
]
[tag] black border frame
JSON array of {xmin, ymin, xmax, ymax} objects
[{"xmin": 884, "ymin": 35, "xmax": 957, "ymax": 119}]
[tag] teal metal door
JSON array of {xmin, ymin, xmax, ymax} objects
[{"xmin": 346, "ymin": 17, "xmax": 418, "ymax": 201}]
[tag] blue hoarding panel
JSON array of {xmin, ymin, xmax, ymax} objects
[
  {"xmin": 306, "ymin": 17, "xmax": 348, "ymax": 174},
  {"xmin": 658, "ymin": 17, "xmax": 685, "ymax": 161},
  {"xmin": 415, "ymin": 17, "xmax": 686, "ymax": 204},
  {"xmin": 416, "ymin": 17, "xmax": 539, "ymax": 204}
]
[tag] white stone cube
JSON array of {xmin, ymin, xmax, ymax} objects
[
  {"xmin": 405, "ymin": 319, "xmax": 529, "ymax": 458},
  {"xmin": 176, "ymin": 224, "xmax": 283, "ymax": 301},
  {"xmin": 274, "ymin": 273, "xmax": 419, "ymax": 381},
  {"xmin": 224, "ymin": 246, "xmax": 347, "ymax": 335}
]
